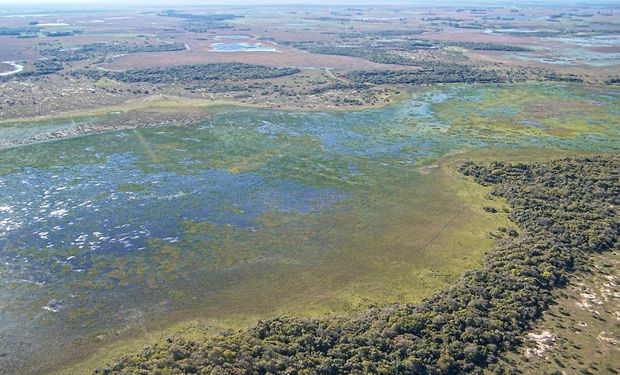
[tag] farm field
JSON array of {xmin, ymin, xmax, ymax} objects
[{"xmin": 0, "ymin": 2, "xmax": 618, "ymax": 374}]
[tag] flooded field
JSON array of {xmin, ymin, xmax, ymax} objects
[
  {"xmin": 0, "ymin": 83, "xmax": 619, "ymax": 374},
  {"xmin": 503, "ymin": 34, "xmax": 620, "ymax": 67}
]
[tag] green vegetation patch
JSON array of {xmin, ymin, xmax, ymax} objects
[
  {"xmin": 76, "ymin": 63, "xmax": 300, "ymax": 84},
  {"xmin": 434, "ymin": 84, "xmax": 620, "ymax": 140},
  {"xmin": 40, "ymin": 41, "xmax": 187, "ymax": 62}
]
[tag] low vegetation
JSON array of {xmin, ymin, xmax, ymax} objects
[
  {"xmin": 32, "ymin": 59, "xmax": 64, "ymax": 75},
  {"xmin": 284, "ymin": 40, "xmax": 544, "ymax": 85},
  {"xmin": 158, "ymin": 10, "xmax": 240, "ymax": 22},
  {"xmin": 96, "ymin": 155, "xmax": 619, "ymax": 374},
  {"xmin": 284, "ymin": 42, "xmax": 422, "ymax": 65}
]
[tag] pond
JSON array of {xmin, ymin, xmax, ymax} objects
[{"xmin": 210, "ymin": 42, "xmax": 278, "ymax": 52}]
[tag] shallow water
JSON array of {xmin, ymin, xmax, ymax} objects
[
  {"xmin": 503, "ymin": 33, "xmax": 620, "ymax": 67},
  {"xmin": 509, "ymin": 48, "xmax": 620, "ymax": 67},
  {"xmin": 0, "ymin": 61, "xmax": 24, "ymax": 76},
  {"xmin": 549, "ymin": 34, "xmax": 620, "ymax": 48},
  {"xmin": 0, "ymin": 83, "xmax": 618, "ymax": 374},
  {"xmin": 210, "ymin": 42, "xmax": 277, "ymax": 52}
]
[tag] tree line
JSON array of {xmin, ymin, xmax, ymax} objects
[
  {"xmin": 40, "ymin": 41, "xmax": 187, "ymax": 62},
  {"xmin": 76, "ymin": 63, "xmax": 300, "ymax": 84}
]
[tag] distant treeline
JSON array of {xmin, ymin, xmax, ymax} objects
[
  {"xmin": 287, "ymin": 43, "xmax": 422, "ymax": 65},
  {"xmin": 158, "ymin": 9, "xmax": 241, "ymax": 22},
  {"xmin": 0, "ymin": 26, "xmax": 38, "ymax": 36},
  {"xmin": 32, "ymin": 59, "xmax": 64, "ymax": 75},
  {"xmin": 41, "ymin": 41, "xmax": 187, "ymax": 62},
  {"xmin": 96, "ymin": 155, "xmax": 619, "ymax": 374},
  {"xmin": 0, "ymin": 59, "xmax": 64, "ymax": 82},
  {"xmin": 284, "ymin": 40, "xmax": 582, "ymax": 85},
  {"xmin": 347, "ymin": 64, "xmax": 504, "ymax": 85},
  {"xmin": 607, "ymin": 77, "xmax": 620, "ymax": 85},
  {"xmin": 45, "ymin": 31, "xmax": 79, "ymax": 37},
  {"xmin": 183, "ymin": 21, "xmax": 235, "ymax": 32},
  {"xmin": 158, "ymin": 9, "xmax": 242, "ymax": 32},
  {"xmin": 77, "ymin": 63, "xmax": 300, "ymax": 84},
  {"xmin": 286, "ymin": 40, "xmax": 528, "ymax": 65},
  {"xmin": 365, "ymin": 30, "xmax": 427, "ymax": 37},
  {"xmin": 446, "ymin": 42, "xmax": 529, "ymax": 51},
  {"xmin": 0, "ymin": 26, "xmax": 81, "ymax": 38}
]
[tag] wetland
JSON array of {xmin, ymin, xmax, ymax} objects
[
  {"xmin": 0, "ymin": 2, "xmax": 619, "ymax": 374},
  {"xmin": 1, "ymin": 83, "xmax": 619, "ymax": 374}
]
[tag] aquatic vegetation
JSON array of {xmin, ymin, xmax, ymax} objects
[
  {"xmin": 96, "ymin": 155, "xmax": 620, "ymax": 374},
  {"xmin": 434, "ymin": 84, "xmax": 620, "ymax": 141}
]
